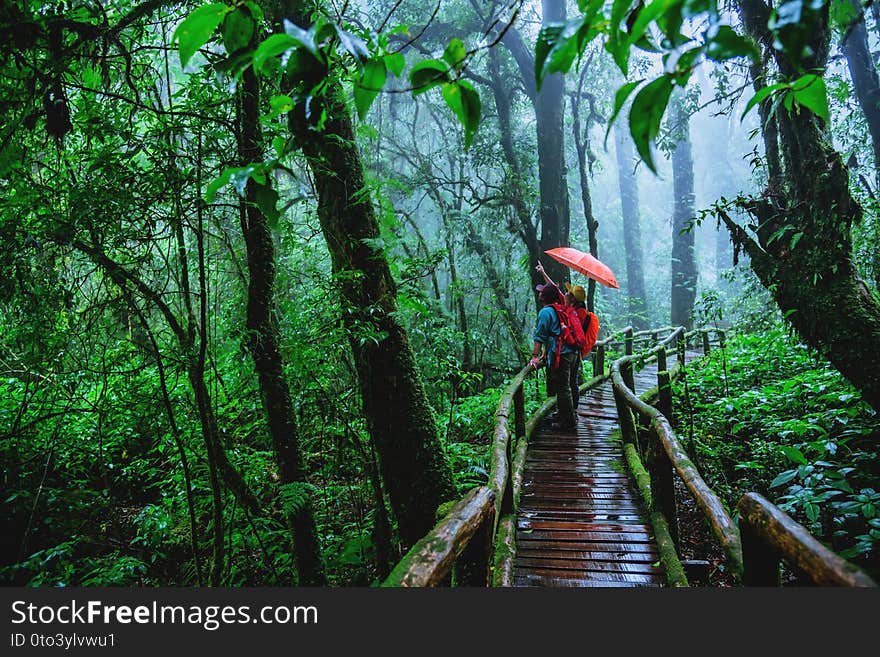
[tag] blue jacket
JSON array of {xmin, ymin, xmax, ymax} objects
[{"xmin": 533, "ymin": 305, "xmax": 577, "ymax": 365}]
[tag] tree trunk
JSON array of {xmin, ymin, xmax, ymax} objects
[
  {"xmin": 487, "ymin": 49, "xmax": 543, "ymax": 294},
  {"xmin": 731, "ymin": 0, "xmax": 880, "ymax": 411},
  {"xmin": 614, "ymin": 126, "xmax": 649, "ymax": 329},
  {"xmin": 841, "ymin": 0, "xmax": 880, "ymax": 188},
  {"xmin": 499, "ymin": 1, "xmax": 571, "ymax": 291},
  {"xmin": 572, "ymin": 68, "xmax": 600, "ymax": 312},
  {"xmin": 669, "ymin": 95, "xmax": 698, "ymax": 330},
  {"xmin": 534, "ymin": 0, "xmax": 571, "ymax": 286},
  {"xmin": 240, "ymin": 64, "xmax": 326, "ymax": 585},
  {"xmin": 280, "ymin": 3, "xmax": 456, "ymax": 545}
]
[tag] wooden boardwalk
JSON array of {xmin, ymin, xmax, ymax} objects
[{"xmin": 513, "ymin": 355, "xmax": 697, "ymax": 587}]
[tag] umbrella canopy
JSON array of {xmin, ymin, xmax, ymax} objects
[{"xmin": 545, "ymin": 247, "xmax": 620, "ymax": 289}]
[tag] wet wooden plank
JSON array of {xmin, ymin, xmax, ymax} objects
[
  {"xmin": 514, "ymin": 567, "xmax": 663, "ymax": 585},
  {"xmin": 514, "ymin": 575, "xmax": 661, "ymax": 587},
  {"xmin": 516, "ymin": 557, "xmax": 663, "ymax": 574},
  {"xmin": 517, "ymin": 548, "xmax": 659, "ymax": 563},
  {"xmin": 513, "ymin": 366, "xmax": 675, "ymax": 588},
  {"xmin": 517, "ymin": 539, "xmax": 659, "ymax": 554}
]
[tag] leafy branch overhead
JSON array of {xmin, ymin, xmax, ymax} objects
[
  {"xmin": 172, "ymin": 3, "xmax": 481, "ymax": 170},
  {"xmin": 535, "ymin": 0, "xmax": 831, "ymax": 172}
]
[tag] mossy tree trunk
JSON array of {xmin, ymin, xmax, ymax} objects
[
  {"xmin": 534, "ymin": 0, "xmax": 572, "ymax": 286},
  {"xmin": 730, "ymin": 0, "xmax": 880, "ymax": 412},
  {"xmin": 487, "ymin": 48, "xmax": 543, "ymax": 294},
  {"xmin": 279, "ymin": 2, "xmax": 457, "ymax": 547},
  {"xmin": 239, "ymin": 59, "xmax": 325, "ymax": 585}
]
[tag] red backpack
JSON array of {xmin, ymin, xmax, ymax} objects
[
  {"xmin": 578, "ymin": 309, "xmax": 600, "ymax": 357},
  {"xmin": 550, "ymin": 303, "xmax": 587, "ymax": 367}
]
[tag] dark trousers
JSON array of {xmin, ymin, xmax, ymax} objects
[
  {"xmin": 570, "ymin": 355, "xmax": 583, "ymax": 409},
  {"xmin": 547, "ymin": 352, "xmax": 577, "ymax": 428}
]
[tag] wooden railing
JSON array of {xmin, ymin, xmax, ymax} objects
[
  {"xmin": 382, "ymin": 326, "xmax": 876, "ymax": 587},
  {"xmin": 610, "ymin": 327, "xmax": 876, "ymax": 588},
  {"xmin": 382, "ymin": 325, "xmax": 637, "ymax": 587}
]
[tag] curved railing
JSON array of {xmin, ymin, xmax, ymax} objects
[
  {"xmin": 610, "ymin": 328, "xmax": 876, "ymax": 587},
  {"xmin": 382, "ymin": 326, "xmax": 877, "ymax": 587}
]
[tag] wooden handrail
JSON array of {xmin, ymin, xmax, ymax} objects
[
  {"xmin": 382, "ymin": 486, "xmax": 496, "ymax": 586},
  {"xmin": 610, "ymin": 354, "xmax": 745, "ymax": 575},
  {"xmin": 738, "ymin": 493, "xmax": 877, "ymax": 587}
]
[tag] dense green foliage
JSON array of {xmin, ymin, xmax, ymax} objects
[{"xmin": 676, "ymin": 327, "xmax": 880, "ymax": 575}]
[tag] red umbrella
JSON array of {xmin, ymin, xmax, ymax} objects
[{"xmin": 545, "ymin": 247, "xmax": 620, "ymax": 289}]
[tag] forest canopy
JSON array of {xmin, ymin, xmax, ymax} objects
[{"xmin": 1, "ymin": 0, "xmax": 878, "ymax": 586}]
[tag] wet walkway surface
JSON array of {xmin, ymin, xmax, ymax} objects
[{"xmin": 513, "ymin": 353, "xmax": 700, "ymax": 587}]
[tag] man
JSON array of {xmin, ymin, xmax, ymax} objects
[{"xmin": 529, "ymin": 283, "xmax": 578, "ymax": 431}]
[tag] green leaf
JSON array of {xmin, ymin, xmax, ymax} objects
[
  {"xmin": 626, "ymin": 0, "xmax": 678, "ymax": 51},
  {"xmin": 628, "ymin": 75, "xmax": 675, "ymax": 173},
  {"xmin": 253, "ymin": 183, "xmax": 280, "ymax": 228},
  {"xmin": 441, "ymin": 80, "xmax": 481, "ymax": 150},
  {"xmin": 443, "ymin": 38, "xmax": 467, "ymax": 72},
  {"xmin": 335, "ymin": 26, "xmax": 369, "ymax": 61},
  {"xmin": 409, "ymin": 60, "xmax": 449, "ymax": 96},
  {"xmin": 605, "ymin": 79, "xmax": 643, "ymax": 147},
  {"xmin": 205, "ymin": 167, "xmax": 235, "ymax": 203},
  {"xmin": 272, "ymin": 136, "xmax": 288, "ymax": 158},
  {"xmin": 221, "ymin": 8, "xmax": 255, "ymax": 54},
  {"xmin": 535, "ymin": 20, "xmax": 584, "ymax": 90},
  {"xmin": 384, "ymin": 51, "xmax": 406, "ymax": 77},
  {"xmin": 770, "ymin": 469, "xmax": 798, "ymax": 488},
  {"xmin": 789, "ymin": 231, "xmax": 804, "ymax": 250},
  {"xmin": 780, "ymin": 445, "xmax": 808, "ymax": 465},
  {"xmin": 830, "ymin": 0, "xmax": 860, "ymax": 37},
  {"xmin": 253, "ymin": 34, "xmax": 300, "ymax": 75},
  {"xmin": 173, "ymin": 3, "xmax": 232, "ymax": 68},
  {"xmin": 741, "ymin": 81, "xmax": 790, "ymax": 119},
  {"xmin": 791, "ymin": 73, "xmax": 830, "ymax": 122},
  {"xmin": 354, "ymin": 58, "xmax": 387, "ymax": 119},
  {"xmin": 705, "ymin": 24, "xmax": 760, "ymax": 63},
  {"xmin": 282, "ymin": 19, "xmax": 319, "ymax": 58}
]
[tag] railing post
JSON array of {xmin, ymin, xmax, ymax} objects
[
  {"xmin": 513, "ymin": 384, "xmax": 526, "ymax": 441},
  {"xmin": 453, "ymin": 503, "xmax": 495, "ymax": 587},
  {"xmin": 702, "ymin": 331, "xmax": 710, "ymax": 354},
  {"xmin": 718, "ymin": 330, "xmax": 726, "ymax": 350},
  {"xmin": 612, "ymin": 385, "xmax": 638, "ymax": 447},
  {"xmin": 647, "ymin": 427, "xmax": 678, "ymax": 549},
  {"xmin": 677, "ymin": 336, "xmax": 686, "ymax": 367},
  {"xmin": 739, "ymin": 518, "xmax": 779, "ymax": 586},
  {"xmin": 658, "ymin": 370, "xmax": 672, "ymax": 421},
  {"xmin": 625, "ymin": 327, "xmax": 633, "ymax": 357},
  {"xmin": 594, "ymin": 344, "xmax": 605, "ymax": 378},
  {"xmin": 623, "ymin": 360, "xmax": 635, "ymax": 394},
  {"xmin": 657, "ymin": 345, "xmax": 667, "ymax": 373}
]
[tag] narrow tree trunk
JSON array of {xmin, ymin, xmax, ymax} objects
[
  {"xmin": 669, "ymin": 95, "xmax": 698, "ymax": 330},
  {"xmin": 571, "ymin": 69, "xmax": 600, "ymax": 312},
  {"xmin": 614, "ymin": 126, "xmax": 649, "ymax": 328},
  {"xmin": 841, "ymin": 0, "xmax": 880, "ymax": 188},
  {"xmin": 240, "ymin": 64, "xmax": 325, "ymax": 585},
  {"xmin": 487, "ymin": 49, "xmax": 542, "ymax": 294},
  {"xmin": 461, "ymin": 215, "xmax": 524, "ymax": 360},
  {"xmin": 534, "ymin": 0, "xmax": 571, "ymax": 286}
]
